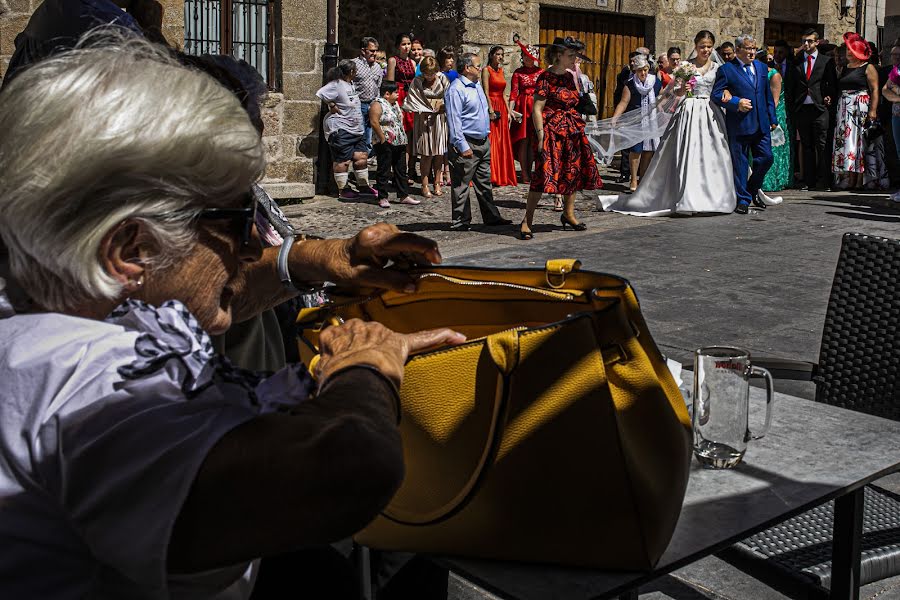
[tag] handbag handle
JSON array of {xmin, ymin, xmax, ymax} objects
[{"xmin": 381, "ymin": 331, "xmax": 518, "ymax": 526}]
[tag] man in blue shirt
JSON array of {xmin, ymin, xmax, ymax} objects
[{"xmin": 444, "ymin": 52, "xmax": 510, "ymax": 231}]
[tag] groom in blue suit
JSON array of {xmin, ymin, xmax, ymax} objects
[{"xmin": 712, "ymin": 34, "xmax": 777, "ymax": 214}]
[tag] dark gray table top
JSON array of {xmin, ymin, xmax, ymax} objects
[{"xmin": 440, "ymin": 388, "xmax": 900, "ymax": 600}]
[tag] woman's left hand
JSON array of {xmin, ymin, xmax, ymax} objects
[{"xmin": 292, "ymin": 223, "xmax": 442, "ymax": 293}]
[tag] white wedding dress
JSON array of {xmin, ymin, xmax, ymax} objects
[{"xmin": 599, "ymin": 63, "xmax": 736, "ymax": 216}]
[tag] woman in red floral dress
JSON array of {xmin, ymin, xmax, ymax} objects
[
  {"xmin": 509, "ymin": 38, "xmax": 543, "ymax": 184},
  {"xmin": 520, "ymin": 37, "xmax": 602, "ymax": 240}
]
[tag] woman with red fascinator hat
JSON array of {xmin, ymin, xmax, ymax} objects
[
  {"xmin": 832, "ymin": 32, "xmax": 882, "ymax": 190},
  {"xmin": 509, "ymin": 35, "xmax": 544, "ymax": 184}
]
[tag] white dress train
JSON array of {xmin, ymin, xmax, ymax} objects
[{"xmin": 599, "ymin": 64, "xmax": 736, "ymax": 216}]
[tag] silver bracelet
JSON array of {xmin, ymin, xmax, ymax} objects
[{"xmin": 277, "ymin": 235, "xmax": 298, "ymax": 292}]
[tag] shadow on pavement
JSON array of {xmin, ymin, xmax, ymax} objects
[{"xmin": 826, "ymin": 211, "xmax": 900, "ymax": 224}]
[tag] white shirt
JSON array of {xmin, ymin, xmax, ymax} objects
[
  {"xmin": 803, "ymin": 51, "xmax": 818, "ymax": 104},
  {"xmin": 0, "ymin": 300, "xmax": 312, "ymax": 598}
]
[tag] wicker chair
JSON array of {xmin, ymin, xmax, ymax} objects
[{"xmin": 722, "ymin": 232, "xmax": 900, "ymax": 597}]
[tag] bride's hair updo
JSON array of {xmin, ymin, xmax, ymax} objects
[{"xmin": 694, "ymin": 30, "xmax": 715, "ymax": 45}]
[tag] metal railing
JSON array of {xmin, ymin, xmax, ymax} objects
[{"xmin": 183, "ymin": 0, "xmax": 275, "ymax": 87}]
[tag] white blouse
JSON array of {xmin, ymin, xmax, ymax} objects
[{"xmin": 0, "ymin": 299, "xmax": 313, "ymax": 598}]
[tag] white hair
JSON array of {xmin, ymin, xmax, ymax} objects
[
  {"xmin": 0, "ymin": 32, "xmax": 265, "ymax": 312},
  {"xmin": 735, "ymin": 34, "xmax": 756, "ymax": 49},
  {"xmin": 630, "ymin": 54, "xmax": 649, "ymax": 70}
]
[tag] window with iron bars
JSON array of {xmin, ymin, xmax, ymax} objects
[{"xmin": 184, "ymin": 0, "xmax": 276, "ymax": 88}]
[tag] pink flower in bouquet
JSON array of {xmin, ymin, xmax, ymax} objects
[
  {"xmin": 686, "ymin": 76, "xmax": 697, "ymax": 97},
  {"xmin": 672, "ymin": 61, "xmax": 699, "ymax": 97}
]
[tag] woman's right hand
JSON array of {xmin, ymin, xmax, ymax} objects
[{"xmin": 316, "ymin": 319, "xmax": 466, "ymax": 389}]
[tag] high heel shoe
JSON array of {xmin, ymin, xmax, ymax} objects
[
  {"xmin": 560, "ymin": 214, "xmax": 586, "ymax": 231},
  {"xmin": 518, "ymin": 222, "xmax": 533, "ymax": 240}
]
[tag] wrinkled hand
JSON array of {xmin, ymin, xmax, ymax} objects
[
  {"xmin": 291, "ymin": 223, "xmax": 442, "ymax": 294},
  {"xmin": 738, "ymin": 98, "xmax": 753, "ymax": 112},
  {"xmin": 317, "ymin": 319, "xmax": 466, "ymax": 388}
]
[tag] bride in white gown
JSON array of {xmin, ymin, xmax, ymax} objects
[{"xmin": 597, "ymin": 31, "xmax": 736, "ymax": 216}]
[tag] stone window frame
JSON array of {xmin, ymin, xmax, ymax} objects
[{"xmin": 183, "ymin": 0, "xmax": 278, "ymax": 87}]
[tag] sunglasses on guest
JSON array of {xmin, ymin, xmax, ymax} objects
[{"xmin": 195, "ymin": 193, "xmax": 258, "ymax": 247}]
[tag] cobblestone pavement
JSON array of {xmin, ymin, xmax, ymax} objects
[
  {"xmin": 280, "ymin": 166, "xmax": 661, "ymax": 258},
  {"xmin": 280, "ymin": 167, "xmax": 897, "ymax": 261}
]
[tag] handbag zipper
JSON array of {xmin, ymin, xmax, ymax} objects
[{"xmin": 417, "ymin": 272, "xmax": 574, "ymax": 300}]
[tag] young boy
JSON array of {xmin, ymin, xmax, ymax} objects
[{"xmin": 369, "ymin": 82, "xmax": 420, "ymax": 207}]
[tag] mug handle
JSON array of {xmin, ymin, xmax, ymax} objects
[{"xmin": 747, "ymin": 365, "xmax": 775, "ymax": 440}]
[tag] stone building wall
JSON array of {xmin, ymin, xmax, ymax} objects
[
  {"xmin": 338, "ymin": 0, "xmax": 464, "ymax": 58},
  {"xmin": 263, "ymin": 0, "xmax": 326, "ymax": 199},
  {"xmin": 1, "ymin": 0, "xmax": 37, "ymax": 79},
  {"xmin": 0, "ymin": 0, "xmax": 323, "ymax": 200}
]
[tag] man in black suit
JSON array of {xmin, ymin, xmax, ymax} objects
[{"xmin": 786, "ymin": 28, "xmax": 838, "ymax": 190}]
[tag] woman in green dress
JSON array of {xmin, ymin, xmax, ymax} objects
[{"xmin": 762, "ymin": 65, "xmax": 791, "ymax": 193}]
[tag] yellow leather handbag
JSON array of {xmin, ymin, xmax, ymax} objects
[{"xmin": 296, "ymin": 260, "xmax": 691, "ymax": 569}]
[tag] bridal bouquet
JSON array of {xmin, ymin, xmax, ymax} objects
[{"xmin": 672, "ymin": 61, "xmax": 698, "ymax": 97}]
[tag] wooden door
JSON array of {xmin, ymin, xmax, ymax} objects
[
  {"xmin": 763, "ymin": 19, "xmax": 823, "ymax": 50},
  {"xmin": 539, "ymin": 8, "xmax": 646, "ymax": 118}
]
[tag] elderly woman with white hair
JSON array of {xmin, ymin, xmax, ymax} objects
[
  {"xmin": 0, "ymin": 38, "xmax": 464, "ymax": 598},
  {"xmin": 611, "ymin": 53, "xmax": 663, "ymax": 192}
]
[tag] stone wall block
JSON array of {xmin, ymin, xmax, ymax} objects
[
  {"xmin": 261, "ymin": 107, "xmax": 281, "ymax": 137},
  {"xmin": 282, "ymin": 38, "xmax": 318, "ymax": 73},
  {"xmin": 464, "ymin": 0, "xmax": 481, "ymax": 17},
  {"xmin": 283, "ymin": 100, "xmax": 321, "ymax": 137},
  {"xmin": 283, "ymin": 0, "xmax": 328, "ymax": 41},
  {"xmin": 1, "ymin": 14, "xmax": 29, "ymax": 55},
  {"xmin": 282, "ymin": 71, "xmax": 325, "ymax": 101},
  {"xmin": 284, "ymin": 159, "xmax": 314, "ymax": 182},
  {"xmin": 264, "ymin": 161, "xmax": 289, "ymax": 181},
  {"xmin": 463, "ymin": 19, "xmax": 509, "ymax": 45},
  {"xmin": 482, "ymin": 1, "xmax": 503, "ymax": 20},
  {"xmin": 262, "ymin": 135, "xmax": 283, "ymax": 161},
  {"xmin": 8, "ymin": 0, "xmax": 30, "ymax": 13},
  {"xmin": 264, "ymin": 92, "xmax": 284, "ymax": 110}
]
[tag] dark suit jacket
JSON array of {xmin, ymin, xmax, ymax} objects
[
  {"xmin": 786, "ymin": 51, "xmax": 837, "ymax": 112},
  {"xmin": 612, "ymin": 66, "xmax": 631, "ymax": 106},
  {"xmin": 711, "ymin": 59, "xmax": 777, "ymax": 138}
]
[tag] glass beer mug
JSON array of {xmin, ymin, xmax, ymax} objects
[{"xmin": 693, "ymin": 347, "xmax": 775, "ymax": 469}]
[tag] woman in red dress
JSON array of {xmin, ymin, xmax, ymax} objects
[
  {"xmin": 520, "ymin": 37, "xmax": 603, "ymax": 240},
  {"xmin": 481, "ymin": 46, "xmax": 518, "ymax": 187},
  {"xmin": 509, "ymin": 39, "xmax": 543, "ymax": 184},
  {"xmin": 387, "ymin": 33, "xmax": 417, "ymax": 178}
]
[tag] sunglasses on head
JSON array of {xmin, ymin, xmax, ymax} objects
[{"xmin": 195, "ymin": 193, "xmax": 258, "ymax": 247}]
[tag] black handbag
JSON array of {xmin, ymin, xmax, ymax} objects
[
  {"xmin": 863, "ymin": 118, "xmax": 884, "ymax": 142},
  {"xmin": 576, "ymin": 93, "xmax": 597, "ymax": 116}
]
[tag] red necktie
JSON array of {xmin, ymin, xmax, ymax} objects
[{"xmin": 806, "ymin": 55, "xmax": 813, "ymax": 80}]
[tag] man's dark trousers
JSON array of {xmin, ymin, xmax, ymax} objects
[
  {"xmin": 449, "ymin": 135, "xmax": 503, "ymax": 228},
  {"xmin": 795, "ymin": 105, "xmax": 830, "ymax": 188}
]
